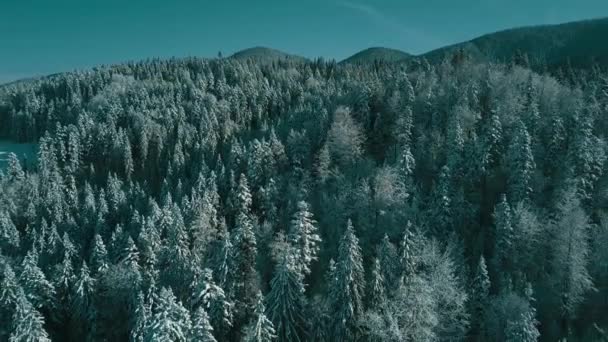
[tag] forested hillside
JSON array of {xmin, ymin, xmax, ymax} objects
[
  {"xmin": 0, "ymin": 54, "xmax": 607, "ymax": 342},
  {"xmin": 422, "ymin": 17, "xmax": 608, "ymax": 72}
]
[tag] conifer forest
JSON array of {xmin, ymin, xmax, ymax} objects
[{"xmin": 1, "ymin": 32, "xmax": 608, "ymax": 342}]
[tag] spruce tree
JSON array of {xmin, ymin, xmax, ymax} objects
[
  {"xmin": 506, "ymin": 120, "xmax": 536, "ymax": 204},
  {"xmin": 192, "ymin": 269, "xmax": 233, "ymax": 339},
  {"xmin": 289, "ymin": 200, "xmax": 321, "ymax": 275},
  {"xmin": 367, "ymin": 258, "xmax": 386, "ymax": 309},
  {"xmin": 470, "ymin": 256, "xmax": 490, "ymax": 341},
  {"xmin": 145, "ymin": 287, "xmax": 191, "ymax": 342},
  {"xmin": 190, "ymin": 307, "xmax": 218, "ymax": 342},
  {"xmin": 376, "ymin": 234, "xmax": 399, "ymax": 292},
  {"xmin": 19, "ymin": 249, "xmax": 55, "ymax": 309},
  {"xmin": 9, "ymin": 290, "xmax": 51, "ymax": 342},
  {"xmin": 492, "ymin": 194, "xmax": 514, "ymax": 289},
  {"xmin": 230, "ymin": 174, "xmax": 259, "ymax": 327},
  {"xmin": 266, "ymin": 242, "xmax": 306, "ymax": 342},
  {"xmin": 329, "ymin": 219, "xmax": 365, "ymax": 342},
  {"xmin": 243, "ymin": 292, "xmax": 276, "ymax": 342},
  {"xmin": 0, "ymin": 210, "xmax": 20, "ymax": 253}
]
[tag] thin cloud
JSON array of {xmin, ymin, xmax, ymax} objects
[{"xmin": 335, "ymin": 1, "xmax": 443, "ymax": 51}]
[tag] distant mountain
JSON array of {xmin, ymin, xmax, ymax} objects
[
  {"xmin": 341, "ymin": 47, "xmax": 412, "ymax": 65},
  {"xmin": 230, "ymin": 47, "xmax": 308, "ymax": 63},
  {"xmin": 422, "ymin": 17, "xmax": 608, "ymax": 70}
]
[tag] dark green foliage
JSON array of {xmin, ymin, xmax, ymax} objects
[{"xmin": 0, "ymin": 50, "xmax": 607, "ymax": 341}]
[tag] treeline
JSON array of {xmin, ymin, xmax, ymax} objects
[{"xmin": 0, "ymin": 55, "xmax": 607, "ymax": 341}]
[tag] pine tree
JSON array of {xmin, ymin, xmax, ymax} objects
[
  {"xmin": 130, "ymin": 291, "xmax": 150, "ymax": 342},
  {"xmin": 145, "ymin": 287, "xmax": 191, "ymax": 342},
  {"xmin": 266, "ymin": 240, "xmax": 306, "ymax": 342},
  {"xmin": 398, "ymin": 145, "xmax": 416, "ymax": 193},
  {"xmin": 190, "ymin": 307, "xmax": 218, "ymax": 342},
  {"xmin": 367, "ymin": 258, "xmax": 386, "ymax": 309},
  {"xmin": 192, "ymin": 269, "xmax": 233, "ymax": 339},
  {"xmin": 430, "ymin": 165, "xmax": 452, "ymax": 236},
  {"xmin": 1, "ymin": 263, "xmax": 20, "ymax": 309},
  {"xmin": 446, "ymin": 115, "xmax": 465, "ymax": 173},
  {"xmin": 89, "ymin": 234, "xmax": 109, "ymax": 274},
  {"xmin": 9, "ymin": 290, "xmax": 51, "ymax": 342},
  {"xmin": 289, "ymin": 200, "xmax": 321, "ymax": 275},
  {"xmin": 505, "ymin": 285, "xmax": 540, "ymax": 342},
  {"xmin": 551, "ymin": 187, "xmax": 593, "ymax": 334},
  {"xmin": 6, "ymin": 152, "xmax": 25, "ymax": 182},
  {"xmin": 470, "ymin": 256, "xmax": 490, "ymax": 341},
  {"xmin": 483, "ymin": 113, "xmax": 503, "ymax": 170},
  {"xmin": 19, "ymin": 249, "xmax": 55, "ymax": 309},
  {"xmin": 0, "ymin": 210, "xmax": 20, "ymax": 253},
  {"xmin": 243, "ymin": 292, "xmax": 276, "ymax": 342},
  {"xmin": 71, "ymin": 262, "xmax": 96, "ymax": 340},
  {"xmin": 208, "ymin": 218, "xmax": 231, "ymax": 288},
  {"xmin": 492, "ymin": 194, "xmax": 514, "ymax": 289},
  {"xmin": 395, "ymin": 275, "xmax": 438, "ymax": 342},
  {"xmin": 568, "ymin": 114, "xmax": 606, "ymax": 200},
  {"xmin": 545, "ymin": 116, "xmax": 566, "ymax": 177},
  {"xmin": 376, "ymin": 234, "xmax": 399, "ymax": 292},
  {"xmin": 506, "ymin": 120, "xmax": 536, "ymax": 204},
  {"xmin": 329, "ymin": 219, "xmax": 365, "ymax": 342},
  {"xmin": 399, "ymin": 221, "xmax": 417, "ymax": 285},
  {"xmin": 230, "ymin": 174, "xmax": 259, "ymax": 326}
]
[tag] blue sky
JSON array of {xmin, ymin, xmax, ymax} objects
[{"xmin": 1, "ymin": 0, "xmax": 608, "ymax": 83}]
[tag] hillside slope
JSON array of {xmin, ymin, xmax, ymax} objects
[
  {"xmin": 230, "ymin": 46, "xmax": 308, "ymax": 63},
  {"xmin": 422, "ymin": 17, "xmax": 608, "ymax": 70},
  {"xmin": 341, "ymin": 47, "xmax": 412, "ymax": 65}
]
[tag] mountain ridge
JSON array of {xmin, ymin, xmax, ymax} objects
[
  {"xmin": 4, "ymin": 17, "xmax": 608, "ymax": 85},
  {"xmin": 230, "ymin": 46, "xmax": 309, "ymax": 63}
]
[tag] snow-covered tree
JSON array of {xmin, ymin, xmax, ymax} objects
[
  {"xmin": 266, "ymin": 241, "xmax": 306, "ymax": 342},
  {"xmin": 329, "ymin": 219, "xmax": 365, "ymax": 342},
  {"xmin": 243, "ymin": 292, "xmax": 276, "ymax": 342},
  {"xmin": 190, "ymin": 307, "xmax": 218, "ymax": 342},
  {"xmin": 367, "ymin": 257, "xmax": 386, "ymax": 309},
  {"xmin": 506, "ymin": 120, "xmax": 536, "ymax": 204},
  {"xmin": 469, "ymin": 256, "xmax": 491, "ymax": 341},
  {"xmin": 492, "ymin": 194, "xmax": 514, "ymax": 289},
  {"xmin": 145, "ymin": 287, "xmax": 191, "ymax": 342},
  {"xmin": 9, "ymin": 290, "xmax": 51, "ymax": 342},
  {"xmin": 550, "ymin": 187, "xmax": 593, "ymax": 331},
  {"xmin": 19, "ymin": 249, "xmax": 55, "ymax": 309},
  {"xmin": 289, "ymin": 200, "xmax": 321, "ymax": 275},
  {"xmin": 192, "ymin": 269, "xmax": 233, "ymax": 339},
  {"xmin": 326, "ymin": 106, "xmax": 365, "ymax": 166},
  {"xmin": 230, "ymin": 174, "xmax": 259, "ymax": 326}
]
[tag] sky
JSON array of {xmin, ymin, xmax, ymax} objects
[{"xmin": 1, "ymin": 0, "xmax": 608, "ymax": 83}]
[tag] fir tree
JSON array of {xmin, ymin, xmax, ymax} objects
[
  {"xmin": 492, "ymin": 194, "xmax": 514, "ymax": 289},
  {"xmin": 329, "ymin": 219, "xmax": 365, "ymax": 342},
  {"xmin": 190, "ymin": 307, "xmax": 218, "ymax": 342},
  {"xmin": 399, "ymin": 221, "xmax": 417, "ymax": 285},
  {"xmin": 470, "ymin": 256, "xmax": 490, "ymax": 341},
  {"xmin": 506, "ymin": 120, "xmax": 536, "ymax": 204},
  {"xmin": 19, "ymin": 249, "xmax": 55, "ymax": 309},
  {"xmin": 130, "ymin": 292, "xmax": 149, "ymax": 342},
  {"xmin": 89, "ymin": 234, "xmax": 109, "ymax": 274},
  {"xmin": 367, "ymin": 257, "xmax": 386, "ymax": 309},
  {"xmin": 376, "ymin": 234, "xmax": 399, "ymax": 292},
  {"xmin": 289, "ymin": 200, "xmax": 321, "ymax": 275},
  {"xmin": 0, "ymin": 210, "xmax": 20, "ymax": 253},
  {"xmin": 145, "ymin": 287, "xmax": 191, "ymax": 342},
  {"xmin": 243, "ymin": 292, "xmax": 276, "ymax": 342},
  {"xmin": 9, "ymin": 290, "xmax": 51, "ymax": 342},
  {"xmin": 266, "ymin": 241, "xmax": 307, "ymax": 342},
  {"xmin": 192, "ymin": 269, "xmax": 233, "ymax": 339},
  {"xmin": 230, "ymin": 174, "xmax": 259, "ymax": 327}
]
